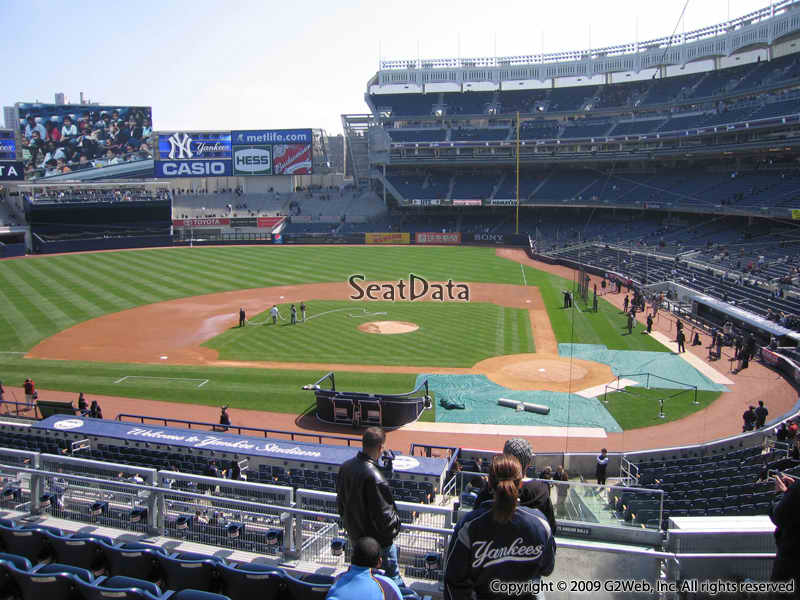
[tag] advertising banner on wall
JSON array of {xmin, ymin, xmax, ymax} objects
[
  {"xmin": 453, "ymin": 199, "xmax": 483, "ymax": 206},
  {"xmin": 172, "ymin": 218, "xmax": 231, "ymax": 227},
  {"xmin": 231, "ymin": 129, "xmax": 312, "ymax": 176},
  {"xmin": 232, "ymin": 145, "xmax": 271, "ymax": 176},
  {"xmin": 0, "ymin": 161, "xmax": 24, "ymax": 181},
  {"xmin": 415, "ymin": 232, "xmax": 461, "ymax": 245},
  {"xmin": 156, "ymin": 131, "xmax": 232, "ymax": 178},
  {"xmin": 365, "ymin": 232, "xmax": 411, "ymax": 245},
  {"xmin": 272, "ymin": 144, "xmax": 312, "ymax": 175}
]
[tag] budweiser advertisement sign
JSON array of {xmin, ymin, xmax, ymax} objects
[
  {"xmin": 273, "ymin": 144, "xmax": 312, "ymax": 175},
  {"xmin": 173, "ymin": 218, "xmax": 230, "ymax": 227},
  {"xmin": 415, "ymin": 232, "xmax": 461, "ymax": 245}
]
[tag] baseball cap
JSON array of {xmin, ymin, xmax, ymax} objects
[{"xmin": 503, "ymin": 438, "xmax": 534, "ymax": 469}]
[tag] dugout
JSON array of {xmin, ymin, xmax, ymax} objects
[{"xmin": 306, "ymin": 372, "xmax": 432, "ymax": 429}]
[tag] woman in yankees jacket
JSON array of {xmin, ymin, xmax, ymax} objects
[{"xmin": 445, "ymin": 454, "xmax": 556, "ymax": 600}]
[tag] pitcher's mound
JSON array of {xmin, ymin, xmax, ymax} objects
[
  {"xmin": 473, "ymin": 353, "xmax": 615, "ymax": 392},
  {"xmin": 359, "ymin": 321, "xmax": 419, "ymax": 335}
]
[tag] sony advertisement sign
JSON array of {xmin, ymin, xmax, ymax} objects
[
  {"xmin": 155, "ymin": 131, "xmax": 232, "ymax": 178},
  {"xmin": 232, "ymin": 145, "xmax": 271, "ymax": 176}
]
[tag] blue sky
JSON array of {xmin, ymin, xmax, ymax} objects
[{"xmin": 0, "ymin": 0, "xmax": 768, "ymax": 134}]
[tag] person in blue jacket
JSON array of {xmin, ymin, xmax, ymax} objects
[
  {"xmin": 445, "ymin": 454, "xmax": 556, "ymax": 600},
  {"xmin": 326, "ymin": 536, "xmax": 404, "ymax": 600}
]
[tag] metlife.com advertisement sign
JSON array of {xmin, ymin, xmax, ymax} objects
[{"xmin": 155, "ymin": 131, "xmax": 232, "ymax": 178}]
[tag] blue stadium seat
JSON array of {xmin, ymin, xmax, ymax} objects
[
  {"xmin": 72, "ymin": 574, "xmax": 162, "ymax": 600},
  {"xmin": 217, "ymin": 563, "xmax": 286, "ymax": 600},
  {"xmin": 156, "ymin": 554, "xmax": 218, "ymax": 592},
  {"xmin": 99, "ymin": 542, "xmax": 162, "ymax": 581},
  {"xmin": 169, "ymin": 590, "xmax": 231, "ymax": 600},
  {"xmin": 284, "ymin": 573, "xmax": 335, "ymax": 600},
  {"xmin": 103, "ymin": 575, "xmax": 163, "ymax": 596},
  {"xmin": 45, "ymin": 532, "xmax": 110, "ymax": 573},
  {"xmin": 0, "ymin": 525, "xmax": 52, "ymax": 563},
  {"xmin": 3, "ymin": 560, "xmax": 92, "ymax": 600}
]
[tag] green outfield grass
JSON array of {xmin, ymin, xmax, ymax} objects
[
  {"xmin": 205, "ymin": 300, "xmax": 534, "ymax": 366},
  {"xmin": 0, "ymin": 355, "xmax": 431, "ymax": 421},
  {"xmin": 0, "ymin": 246, "xmax": 667, "ymax": 353},
  {"xmin": 603, "ymin": 387, "xmax": 721, "ymax": 429},
  {"xmin": 0, "ymin": 245, "xmax": 698, "ymax": 430}
]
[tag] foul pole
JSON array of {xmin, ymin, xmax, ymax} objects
[{"xmin": 515, "ymin": 111, "xmax": 521, "ymax": 235}]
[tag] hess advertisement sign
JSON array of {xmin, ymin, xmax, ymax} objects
[{"xmin": 233, "ymin": 146, "xmax": 271, "ymax": 176}]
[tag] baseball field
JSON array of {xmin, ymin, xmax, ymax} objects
[{"xmin": 0, "ymin": 245, "xmax": 731, "ymax": 435}]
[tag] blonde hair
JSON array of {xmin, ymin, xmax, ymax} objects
[{"xmin": 488, "ymin": 454, "xmax": 522, "ymax": 524}]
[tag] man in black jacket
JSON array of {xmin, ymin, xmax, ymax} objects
[
  {"xmin": 336, "ymin": 427, "xmax": 403, "ymax": 586},
  {"xmin": 472, "ymin": 438, "xmax": 557, "ymax": 533},
  {"xmin": 770, "ymin": 473, "xmax": 799, "ymax": 597}
]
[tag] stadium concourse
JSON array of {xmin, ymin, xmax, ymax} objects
[{"xmin": 6, "ymin": 249, "xmax": 793, "ymax": 454}]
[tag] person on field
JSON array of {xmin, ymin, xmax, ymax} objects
[
  {"xmin": 219, "ymin": 406, "xmax": 231, "ymax": 431},
  {"xmin": 239, "ymin": 307, "xmax": 246, "ymax": 327},
  {"xmin": 300, "ymin": 301, "xmax": 307, "ymax": 322},
  {"xmin": 290, "ymin": 304, "xmax": 297, "ymax": 325},
  {"xmin": 23, "ymin": 378, "xmax": 35, "ymax": 404},
  {"xmin": 77, "ymin": 393, "xmax": 89, "ymax": 416},
  {"xmin": 270, "ymin": 304, "xmax": 279, "ymax": 324},
  {"xmin": 89, "ymin": 400, "xmax": 103, "ymax": 419},
  {"xmin": 755, "ymin": 400, "xmax": 769, "ymax": 429}
]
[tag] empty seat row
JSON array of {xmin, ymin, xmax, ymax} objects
[{"xmin": 0, "ymin": 520, "xmax": 338, "ymax": 600}]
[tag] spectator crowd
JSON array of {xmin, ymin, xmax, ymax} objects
[{"xmin": 19, "ymin": 107, "xmax": 153, "ymax": 179}]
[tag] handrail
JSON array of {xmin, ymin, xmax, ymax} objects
[
  {"xmin": 1, "ymin": 400, "xmax": 38, "ymax": 419},
  {"xmin": 115, "ymin": 413, "xmax": 360, "ymax": 447}
]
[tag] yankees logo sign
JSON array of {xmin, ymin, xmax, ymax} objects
[{"xmin": 168, "ymin": 132, "xmax": 193, "ymax": 159}]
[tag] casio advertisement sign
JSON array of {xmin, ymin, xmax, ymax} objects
[
  {"xmin": 155, "ymin": 131, "xmax": 232, "ymax": 178},
  {"xmin": 233, "ymin": 145, "xmax": 271, "ymax": 176},
  {"xmin": 155, "ymin": 160, "xmax": 233, "ymax": 178}
]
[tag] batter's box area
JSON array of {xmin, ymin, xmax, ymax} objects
[{"xmin": 113, "ymin": 375, "xmax": 209, "ymax": 389}]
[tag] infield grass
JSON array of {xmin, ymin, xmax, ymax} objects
[{"xmin": 205, "ymin": 300, "xmax": 535, "ymax": 366}]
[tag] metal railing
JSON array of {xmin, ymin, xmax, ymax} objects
[
  {"xmin": 115, "ymin": 414, "xmax": 360, "ymax": 447},
  {"xmin": 0, "ymin": 457, "xmax": 786, "ymax": 596}
]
